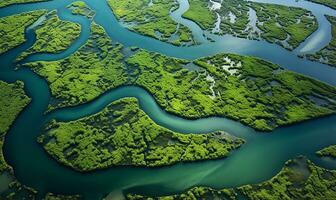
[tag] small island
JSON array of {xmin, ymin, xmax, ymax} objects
[
  {"xmin": 317, "ymin": 144, "xmax": 336, "ymax": 158},
  {"xmin": 108, "ymin": 0, "xmax": 196, "ymax": 46},
  {"xmin": 40, "ymin": 98, "xmax": 243, "ymax": 171}
]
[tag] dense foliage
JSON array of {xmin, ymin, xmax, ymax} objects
[
  {"xmin": 0, "ymin": 10, "xmax": 46, "ymax": 54},
  {"xmin": 251, "ymin": 3, "xmax": 318, "ymax": 50},
  {"xmin": 0, "ymin": 81, "xmax": 30, "ymax": 172},
  {"xmin": 0, "ymin": 0, "xmax": 49, "ymax": 8},
  {"xmin": 0, "ymin": 81, "xmax": 35, "ymax": 199},
  {"xmin": 44, "ymin": 193, "xmax": 82, "ymax": 200},
  {"xmin": 25, "ymin": 22, "xmax": 128, "ymax": 110},
  {"xmin": 67, "ymin": 1, "xmax": 95, "ymax": 19},
  {"xmin": 18, "ymin": 11, "xmax": 81, "ymax": 60},
  {"xmin": 25, "ymin": 22, "xmax": 336, "ymax": 131},
  {"xmin": 182, "ymin": 0, "xmax": 318, "ymax": 50},
  {"xmin": 182, "ymin": 0, "xmax": 216, "ymax": 30},
  {"xmin": 107, "ymin": 0, "xmax": 195, "ymax": 46},
  {"xmin": 41, "ymin": 98, "xmax": 244, "ymax": 171},
  {"xmin": 316, "ymin": 144, "xmax": 336, "ymax": 158},
  {"xmin": 128, "ymin": 50, "xmax": 336, "ymax": 131}
]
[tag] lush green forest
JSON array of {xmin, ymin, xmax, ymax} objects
[
  {"xmin": 67, "ymin": 1, "xmax": 95, "ymax": 19},
  {"xmin": 0, "ymin": 81, "xmax": 30, "ymax": 171},
  {"xmin": 41, "ymin": 98, "xmax": 243, "ymax": 171},
  {"xmin": 0, "ymin": 0, "xmax": 48, "ymax": 8},
  {"xmin": 18, "ymin": 10, "xmax": 81, "ymax": 60},
  {"xmin": 183, "ymin": 0, "xmax": 318, "ymax": 50},
  {"xmin": 0, "ymin": 10, "xmax": 46, "ymax": 54},
  {"xmin": 108, "ymin": 0, "xmax": 195, "ymax": 46},
  {"xmin": 183, "ymin": 0, "xmax": 216, "ymax": 30},
  {"xmin": 0, "ymin": 81, "xmax": 36, "ymax": 199},
  {"xmin": 24, "ymin": 22, "xmax": 128, "ymax": 110},
  {"xmin": 0, "ymin": 0, "xmax": 336, "ymax": 199},
  {"xmin": 24, "ymin": 22, "xmax": 336, "ymax": 131},
  {"xmin": 317, "ymin": 144, "xmax": 336, "ymax": 158}
]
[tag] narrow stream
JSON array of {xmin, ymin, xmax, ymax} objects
[{"xmin": 0, "ymin": 0, "xmax": 336, "ymax": 199}]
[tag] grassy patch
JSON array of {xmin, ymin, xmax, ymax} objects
[
  {"xmin": 67, "ymin": 1, "xmax": 95, "ymax": 19},
  {"xmin": 251, "ymin": 3, "xmax": 318, "ymax": 50},
  {"xmin": 24, "ymin": 22, "xmax": 128, "ymax": 110},
  {"xmin": 0, "ymin": 81, "xmax": 30, "ymax": 172},
  {"xmin": 24, "ymin": 22, "xmax": 336, "ymax": 131},
  {"xmin": 107, "ymin": 0, "xmax": 195, "ymax": 46},
  {"xmin": 182, "ymin": 0, "xmax": 216, "ymax": 30},
  {"xmin": 0, "ymin": 81, "xmax": 36, "ymax": 199},
  {"xmin": 128, "ymin": 51, "xmax": 336, "ymax": 131},
  {"xmin": 44, "ymin": 193, "xmax": 82, "ymax": 200},
  {"xmin": 0, "ymin": 0, "xmax": 49, "ymax": 8},
  {"xmin": 18, "ymin": 11, "xmax": 81, "ymax": 60},
  {"xmin": 185, "ymin": 0, "xmax": 318, "ymax": 49},
  {"xmin": 0, "ymin": 10, "xmax": 46, "ymax": 54}
]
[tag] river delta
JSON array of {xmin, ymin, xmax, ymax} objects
[{"xmin": 0, "ymin": 0, "xmax": 336, "ymax": 200}]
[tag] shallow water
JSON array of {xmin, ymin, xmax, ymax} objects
[{"xmin": 0, "ymin": 0, "xmax": 336, "ymax": 199}]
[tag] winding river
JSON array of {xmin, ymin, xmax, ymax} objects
[{"xmin": 0, "ymin": 0, "xmax": 336, "ymax": 199}]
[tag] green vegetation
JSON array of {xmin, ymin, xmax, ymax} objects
[
  {"xmin": 184, "ymin": 0, "xmax": 318, "ymax": 49},
  {"xmin": 18, "ymin": 11, "xmax": 81, "ymax": 60},
  {"xmin": 67, "ymin": 1, "xmax": 95, "ymax": 19},
  {"xmin": 107, "ymin": 0, "xmax": 195, "ymax": 46},
  {"xmin": 251, "ymin": 3, "xmax": 318, "ymax": 50},
  {"xmin": 218, "ymin": 0, "xmax": 251, "ymax": 38},
  {"xmin": 0, "ymin": 10, "xmax": 46, "ymax": 54},
  {"xmin": 182, "ymin": 0, "xmax": 216, "ymax": 30},
  {"xmin": 0, "ymin": 81, "xmax": 37, "ymax": 200},
  {"xmin": 41, "ymin": 98, "xmax": 243, "ymax": 171},
  {"xmin": 0, "ymin": 81, "xmax": 30, "ymax": 172},
  {"xmin": 0, "ymin": 0, "xmax": 48, "ymax": 8},
  {"xmin": 317, "ymin": 144, "xmax": 336, "ymax": 158},
  {"xmin": 308, "ymin": 0, "xmax": 336, "ymax": 10},
  {"xmin": 24, "ymin": 22, "xmax": 128, "ymax": 110},
  {"xmin": 306, "ymin": 16, "xmax": 336, "ymax": 67},
  {"xmin": 239, "ymin": 157, "xmax": 336, "ymax": 199},
  {"xmin": 44, "ymin": 193, "xmax": 82, "ymax": 200},
  {"xmin": 127, "ymin": 187, "xmax": 237, "ymax": 200},
  {"xmin": 127, "ymin": 51, "xmax": 336, "ymax": 131},
  {"xmin": 24, "ymin": 23, "xmax": 336, "ymax": 131},
  {"xmin": 127, "ymin": 157, "xmax": 336, "ymax": 200}
]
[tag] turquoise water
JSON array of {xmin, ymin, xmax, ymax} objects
[{"xmin": 0, "ymin": 0, "xmax": 336, "ymax": 199}]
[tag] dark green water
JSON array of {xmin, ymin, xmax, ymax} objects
[{"xmin": 0, "ymin": 0, "xmax": 336, "ymax": 199}]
